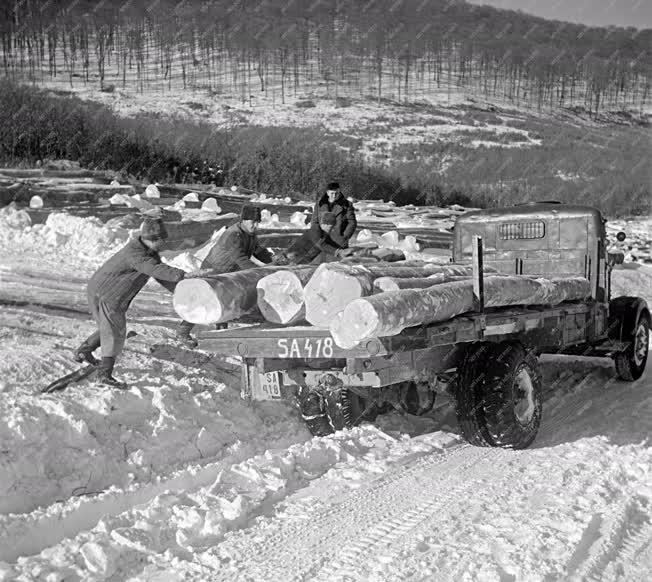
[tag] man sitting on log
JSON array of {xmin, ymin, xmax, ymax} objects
[
  {"xmin": 278, "ymin": 212, "xmax": 355, "ymax": 265},
  {"xmin": 75, "ymin": 218, "xmax": 192, "ymax": 389},
  {"xmin": 311, "ymin": 181, "xmax": 357, "ymax": 249},
  {"xmin": 176, "ymin": 204, "xmax": 273, "ymax": 347}
]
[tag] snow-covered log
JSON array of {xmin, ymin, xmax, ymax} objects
[
  {"xmin": 330, "ymin": 276, "xmax": 591, "ymax": 348},
  {"xmin": 174, "ymin": 266, "xmax": 300, "ymax": 324},
  {"xmin": 373, "ymin": 274, "xmax": 450, "ymax": 292},
  {"xmin": 304, "ymin": 262, "xmax": 494, "ymax": 328},
  {"xmin": 256, "ymin": 267, "xmax": 318, "ymax": 324}
]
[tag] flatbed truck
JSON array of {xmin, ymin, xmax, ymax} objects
[{"xmin": 197, "ymin": 203, "xmax": 649, "ymax": 449}]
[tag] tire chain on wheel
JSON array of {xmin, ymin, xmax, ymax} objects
[
  {"xmin": 299, "ymin": 374, "xmax": 347, "ymax": 436},
  {"xmin": 299, "ymin": 374, "xmax": 379, "ymax": 437}
]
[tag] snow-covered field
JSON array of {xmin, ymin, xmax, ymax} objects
[
  {"xmin": 1, "ymin": 209, "xmax": 651, "ymax": 581},
  {"xmin": 40, "ymin": 78, "xmax": 544, "ymax": 168}
]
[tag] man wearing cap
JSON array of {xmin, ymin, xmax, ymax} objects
[
  {"xmin": 310, "ymin": 182, "xmax": 357, "ymax": 249},
  {"xmin": 74, "ymin": 218, "xmax": 194, "ymax": 388},
  {"xmin": 176, "ymin": 204, "xmax": 273, "ymax": 346},
  {"xmin": 279, "ymin": 212, "xmax": 354, "ymax": 265}
]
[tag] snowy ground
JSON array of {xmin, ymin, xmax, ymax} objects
[{"xmin": 0, "ymin": 212, "xmax": 651, "ymax": 581}]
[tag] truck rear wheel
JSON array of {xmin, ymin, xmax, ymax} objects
[
  {"xmin": 614, "ymin": 312, "xmax": 649, "ymax": 381},
  {"xmin": 454, "ymin": 342, "xmax": 542, "ymax": 450},
  {"xmin": 298, "ymin": 377, "xmax": 379, "ymax": 437}
]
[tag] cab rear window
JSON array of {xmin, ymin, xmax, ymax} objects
[{"xmin": 498, "ymin": 221, "xmax": 545, "ymax": 240}]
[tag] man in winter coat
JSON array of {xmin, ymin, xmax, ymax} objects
[
  {"xmin": 176, "ymin": 205, "xmax": 273, "ymax": 347},
  {"xmin": 310, "ymin": 182, "xmax": 357, "ymax": 248},
  {"xmin": 279, "ymin": 212, "xmax": 354, "ymax": 265},
  {"xmin": 75, "ymin": 218, "xmax": 191, "ymax": 389}
]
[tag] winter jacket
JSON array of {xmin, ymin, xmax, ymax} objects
[
  {"xmin": 87, "ymin": 237, "xmax": 186, "ymax": 312},
  {"xmin": 310, "ymin": 193, "xmax": 357, "ymax": 248},
  {"xmin": 285, "ymin": 223, "xmax": 341, "ymax": 265},
  {"xmin": 201, "ymin": 222, "xmax": 273, "ymax": 272}
]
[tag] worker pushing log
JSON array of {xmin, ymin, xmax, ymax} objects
[
  {"xmin": 175, "ymin": 204, "xmax": 274, "ymax": 347},
  {"xmin": 74, "ymin": 218, "xmax": 200, "ymax": 388}
]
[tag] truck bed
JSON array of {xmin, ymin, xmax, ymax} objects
[{"xmin": 198, "ymin": 301, "xmax": 600, "ymax": 359}]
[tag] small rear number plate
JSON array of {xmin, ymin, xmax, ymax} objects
[{"xmin": 260, "ymin": 371, "xmax": 282, "ymax": 399}]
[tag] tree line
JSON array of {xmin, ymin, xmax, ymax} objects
[{"xmin": 0, "ymin": 0, "xmax": 649, "ymax": 115}]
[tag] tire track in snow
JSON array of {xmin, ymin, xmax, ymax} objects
[
  {"xmin": 4, "ymin": 428, "xmax": 439, "ymax": 580},
  {"xmin": 192, "ymin": 445, "xmax": 505, "ymax": 582},
  {"xmin": 567, "ymin": 496, "xmax": 652, "ymax": 582}
]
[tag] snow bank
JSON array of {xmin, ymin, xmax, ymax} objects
[
  {"xmin": 0, "ymin": 204, "xmax": 31, "ymax": 229},
  {"xmin": 251, "ymin": 192, "xmax": 293, "ymax": 205},
  {"xmin": 355, "ymin": 229, "xmax": 420, "ymax": 253},
  {"xmin": 1, "ymin": 425, "xmax": 453, "ymax": 578},
  {"xmin": 352, "ymin": 201, "xmax": 465, "ymax": 231},
  {"xmin": 0, "ymin": 350, "xmax": 308, "ymax": 521},
  {"xmin": 607, "ymin": 218, "xmax": 652, "ymax": 263},
  {"xmin": 0, "ymin": 207, "xmax": 129, "ymax": 265},
  {"xmin": 160, "ymin": 226, "xmax": 227, "ymax": 271},
  {"xmin": 108, "ymin": 193, "xmax": 155, "ymax": 211}
]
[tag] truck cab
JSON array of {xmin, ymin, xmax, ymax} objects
[{"xmin": 453, "ymin": 203, "xmax": 609, "ymax": 301}]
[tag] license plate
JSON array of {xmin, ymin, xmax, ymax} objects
[
  {"xmin": 277, "ymin": 338, "xmax": 335, "ymax": 359},
  {"xmin": 259, "ymin": 371, "xmax": 282, "ymax": 399}
]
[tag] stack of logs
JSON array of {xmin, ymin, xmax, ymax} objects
[{"xmin": 173, "ymin": 261, "xmax": 591, "ymax": 348}]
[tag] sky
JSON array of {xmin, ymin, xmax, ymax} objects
[{"xmin": 466, "ymin": 0, "xmax": 652, "ymax": 29}]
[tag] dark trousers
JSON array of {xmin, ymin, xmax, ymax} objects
[{"xmin": 80, "ymin": 293, "xmax": 127, "ymax": 359}]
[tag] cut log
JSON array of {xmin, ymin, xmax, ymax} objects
[
  {"xmin": 373, "ymin": 273, "xmax": 511, "ymax": 292},
  {"xmin": 330, "ymin": 276, "xmax": 591, "ymax": 348},
  {"xmin": 373, "ymin": 274, "xmax": 450, "ymax": 292},
  {"xmin": 173, "ymin": 266, "xmax": 301, "ymax": 324},
  {"xmin": 256, "ymin": 267, "xmax": 317, "ymax": 325},
  {"xmin": 304, "ymin": 262, "xmax": 495, "ymax": 328}
]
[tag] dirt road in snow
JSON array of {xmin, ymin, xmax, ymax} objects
[{"xmin": 0, "ymin": 263, "xmax": 650, "ymax": 581}]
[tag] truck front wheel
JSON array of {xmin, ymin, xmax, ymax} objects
[
  {"xmin": 614, "ymin": 312, "xmax": 650, "ymax": 381},
  {"xmin": 454, "ymin": 342, "xmax": 542, "ymax": 450}
]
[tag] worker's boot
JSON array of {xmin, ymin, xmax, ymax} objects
[
  {"xmin": 96, "ymin": 369, "xmax": 128, "ymax": 390},
  {"xmin": 74, "ymin": 333, "xmax": 100, "ymax": 365},
  {"xmin": 96, "ymin": 357, "xmax": 128, "ymax": 390}
]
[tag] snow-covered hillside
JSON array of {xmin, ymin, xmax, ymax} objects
[{"xmin": 0, "ymin": 206, "xmax": 650, "ymax": 580}]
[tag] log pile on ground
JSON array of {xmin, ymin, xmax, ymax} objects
[{"xmin": 330, "ymin": 276, "xmax": 591, "ymax": 349}]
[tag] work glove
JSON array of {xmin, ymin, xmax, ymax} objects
[{"xmin": 273, "ymin": 253, "xmax": 291, "ymax": 266}]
